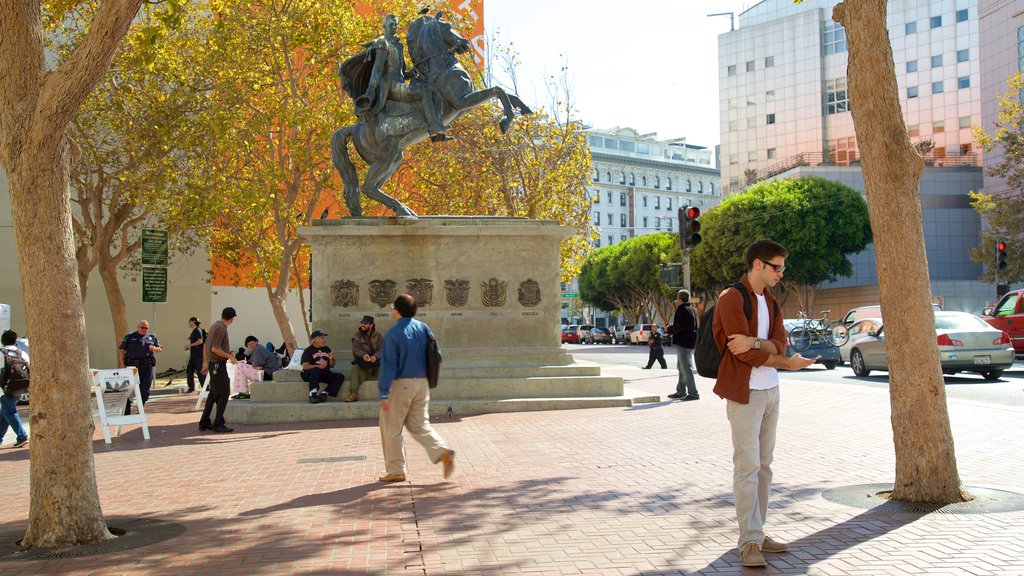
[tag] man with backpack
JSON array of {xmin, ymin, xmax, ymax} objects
[
  {"xmin": 711, "ymin": 239, "xmax": 815, "ymax": 568},
  {"xmin": 669, "ymin": 290, "xmax": 699, "ymax": 401},
  {"xmin": 1, "ymin": 329, "xmax": 29, "ymax": 448}
]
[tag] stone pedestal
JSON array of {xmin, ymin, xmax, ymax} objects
[{"xmin": 225, "ymin": 217, "xmax": 657, "ymax": 424}]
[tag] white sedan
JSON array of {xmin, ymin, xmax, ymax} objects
[{"xmin": 847, "ymin": 311, "xmax": 1015, "ymax": 381}]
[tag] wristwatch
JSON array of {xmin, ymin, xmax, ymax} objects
[{"xmin": 753, "ymin": 338, "xmax": 762, "ymax": 350}]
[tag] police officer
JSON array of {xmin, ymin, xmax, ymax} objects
[{"xmin": 119, "ymin": 320, "xmax": 163, "ymax": 414}]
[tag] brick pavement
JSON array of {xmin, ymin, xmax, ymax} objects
[{"xmin": 1, "ymin": 361, "xmax": 1023, "ymax": 575}]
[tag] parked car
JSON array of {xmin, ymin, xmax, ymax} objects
[
  {"xmin": 838, "ymin": 318, "xmax": 883, "ymax": 364},
  {"xmin": 585, "ymin": 327, "xmax": 613, "ymax": 344},
  {"xmin": 981, "ymin": 288, "xmax": 1024, "ymax": 354},
  {"xmin": 576, "ymin": 325, "xmax": 594, "ymax": 342},
  {"xmin": 560, "ymin": 327, "xmax": 580, "ymax": 344},
  {"xmin": 841, "ymin": 303, "xmax": 942, "ymax": 327},
  {"xmin": 613, "ymin": 325, "xmax": 633, "ymax": 344},
  {"xmin": 847, "ymin": 311, "xmax": 1014, "ymax": 380},
  {"xmin": 630, "ymin": 324, "xmax": 653, "ymax": 344},
  {"xmin": 783, "ymin": 320, "xmax": 841, "ymax": 369}
]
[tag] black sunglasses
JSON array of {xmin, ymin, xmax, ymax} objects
[{"xmin": 759, "ymin": 259, "xmax": 786, "ymax": 273}]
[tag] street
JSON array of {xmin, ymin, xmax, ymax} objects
[{"xmin": 566, "ymin": 342, "xmax": 1024, "ymax": 407}]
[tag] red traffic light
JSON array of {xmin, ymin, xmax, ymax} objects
[
  {"xmin": 685, "ymin": 206, "xmax": 700, "ymax": 219},
  {"xmin": 997, "ymin": 241, "xmax": 1007, "ymax": 251}
]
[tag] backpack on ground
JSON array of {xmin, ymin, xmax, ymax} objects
[
  {"xmin": 2, "ymin": 348, "xmax": 30, "ymax": 397},
  {"xmin": 426, "ymin": 335, "xmax": 442, "ymax": 389},
  {"xmin": 694, "ymin": 282, "xmax": 779, "ymax": 379}
]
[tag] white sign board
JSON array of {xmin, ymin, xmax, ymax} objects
[{"xmin": 91, "ymin": 368, "xmax": 150, "ymax": 444}]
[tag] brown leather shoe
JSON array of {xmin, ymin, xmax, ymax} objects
[
  {"xmin": 378, "ymin": 473, "xmax": 406, "ymax": 483},
  {"xmin": 343, "ymin": 394, "xmax": 358, "ymax": 402},
  {"xmin": 440, "ymin": 450, "xmax": 456, "ymax": 479},
  {"xmin": 761, "ymin": 534, "xmax": 788, "ymax": 553},
  {"xmin": 740, "ymin": 542, "xmax": 766, "ymax": 567}
]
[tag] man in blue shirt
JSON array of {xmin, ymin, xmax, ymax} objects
[{"xmin": 377, "ymin": 293, "xmax": 455, "ymax": 483}]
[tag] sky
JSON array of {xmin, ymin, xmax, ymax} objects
[{"xmin": 483, "ymin": 0, "xmax": 758, "ymax": 148}]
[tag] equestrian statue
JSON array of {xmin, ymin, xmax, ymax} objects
[{"xmin": 332, "ymin": 10, "xmax": 532, "ymax": 217}]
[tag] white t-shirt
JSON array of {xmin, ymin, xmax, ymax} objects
[{"xmin": 748, "ymin": 293, "xmax": 779, "ymax": 390}]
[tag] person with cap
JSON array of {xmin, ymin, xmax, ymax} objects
[
  {"xmin": 377, "ymin": 293, "xmax": 455, "ymax": 483},
  {"xmin": 345, "ymin": 315, "xmax": 383, "ymax": 402},
  {"xmin": 199, "ymin": 307, "xmax": 238, "ymax": 433},
  {"xmin": 231, "ymin": 336, "xmax": 270, "ymax": 399},
  {"xmin": 118, "ymin": 320, "xmax": 163, "ymax": 415},
  {"xmin": 184, "ymin": 317, "xmax": 206, "ymax": 393},
  {"xmin": 300, "ymin": 330, "xmax": 345, "ymax": 404}
]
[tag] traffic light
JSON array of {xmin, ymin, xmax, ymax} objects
[
  {"xmin": 996, "ymin": 240, "xmax": 1008, "ymax": 270},
  {"xmin": 678, "ymin": 206, "xmax": 702, "ymax": 250}
]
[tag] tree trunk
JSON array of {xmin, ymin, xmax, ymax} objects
[
  {"xmin": 836, "ymin": 0, "xmax": 966, "ymax": 503},
  {"xmin": 9, "ymin": 147, "xmax": 113, "ymax": 547},
  {"xmin": 98, "ymin": 257, "xmax": 129, "ymax": 347}
]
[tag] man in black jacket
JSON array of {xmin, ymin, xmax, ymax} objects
[{"xmin": 669, "ymin": 290, "xmax": 700, "ymax": 401}]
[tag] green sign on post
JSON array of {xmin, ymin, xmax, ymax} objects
[
  {"xmin": 142, "ymin": 266, "xmax": 167, "ymax": 303},
  {"xmin": 561, "ymin": 293, "xmax": 578, "ymax": 299},
  {"xmin": 141, "ymin": 229, "xmax": 168, "ymax": 266}
]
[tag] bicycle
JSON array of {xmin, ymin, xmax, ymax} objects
[{"xmin": 788, "ymin": 309, "xmax": 849, "ymax": 351}]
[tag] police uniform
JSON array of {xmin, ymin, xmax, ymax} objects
[{"xmin": 119, "ymin": 330, "xmax": 160, "ymax": 411}]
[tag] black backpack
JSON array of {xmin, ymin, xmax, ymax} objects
[
  {"xmin": 2, "ymin": 347, "xmax": 30, "ymax": 397},
  {"xmin": 426, "ymin": 335, "xmax": 442, "ymax": 389},
  {"xmin": 694, "ymin": 282, "xmax": 780, "ymax": 379}
]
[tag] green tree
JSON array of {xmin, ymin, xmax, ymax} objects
[
  {"xmin": 970, "ymin": 72, "xmax": 1024, "ymax": 284},
  {"xmin": 690, "ymin": 176, "xmax": 871, "ymax": 311},
  {"xmin": 1, "ymin": 0, "xmax": 144, "ymax": 548},
  {"xmin": 579, "ymin": 233, "xmax": 681, "ymax": 324}
]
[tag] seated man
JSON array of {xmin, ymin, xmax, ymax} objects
[
  {"xmin": 249, "ymin": 336, "xmax": 282, "ymax": 380},
  {"xmin": 301, "ymin": 330, "xmax": 345, "ymax": 404},
  {"xmin": 344, "ymin": 315, "xmax": 382, "ymax": 402},
  {"xmin": 232, "ymin": 336, "xmax": 282, "ymax": 399}
]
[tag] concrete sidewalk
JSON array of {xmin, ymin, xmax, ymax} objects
[{"xmin": 1, "ymin": 360, "xmax": 1022, "ymax": 575}]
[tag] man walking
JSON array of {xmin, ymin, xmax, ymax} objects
[
  {"xmin": 669, "ymin": 290, "xmax": 699, "ymax": 401},
  {"xmin": 377, "ymin": 293, "xmax": 455, "ymax": 483},
  {"xmin": 199, "ymin": 307, "xmax": 238, "ymax": 433},
  {"xmin": 1, "ymin": 330, "xmax": 29, "ymax": 448},
  {"xmin": 642, "ymin": 324, "xmax": 667, "ymax": 369},
  {"xmin": 713, "ymin": 239, "xmax": 815, "ymax": 567},
  {"xmin": 184, "ymin": 316, "xmax": 205, "ymax": 393},
  {"xmin": 118, "ymin": 320, "xmax": 163, "ymax": 414}
]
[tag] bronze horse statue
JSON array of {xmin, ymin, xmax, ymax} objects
[{"xmin": 331, "ymin": 11, "xmax": 532, "ymax": 217}]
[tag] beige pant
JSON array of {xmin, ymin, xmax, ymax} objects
[
  {"xmin": 726, "ymin": 386, "xmax": 780, "ymax": 548},
  {"xmin": 379, "ymin": 378, "xmax": 450, "ymax": 475}
]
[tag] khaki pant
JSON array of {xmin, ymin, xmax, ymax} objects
[
  {"xmin": 379, "ymin": 378, "xmax": 450, "ymax": 475},
  {"xmin": 726, "ymin": 386, "xmax": 780, "ymax": 548}
]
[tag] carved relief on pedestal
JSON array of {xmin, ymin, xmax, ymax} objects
[
  {"xmin": 331, "ymin": 280, "xmax": 359, "ymax": 308},
  {"xmin": 518, "ymin": 279, "xmax": 541, "ymax": 307},
  {"xmin": 406, "ymin": 278, "xmax": 434, "ymax": 306},
  {"xmin": 481, "ymin": 278, "xmax": 507, "ymax": 307},
  {"xmin": 444, "ymin": 279, "xmax": 470, "ymax": 307},
  {"xmin": 369, "ymin": 280, "xmax": 397, "ymax": 308}
]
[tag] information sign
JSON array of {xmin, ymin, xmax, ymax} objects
[
  {"xmin": 142, "ymin": 266, "xmax": 167, "ymax": 303},
  {"xmin": 141, "ymin": 229, "xmax": 168, "ymax": 266}
]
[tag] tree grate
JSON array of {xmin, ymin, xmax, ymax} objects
[
  {"xmin": 0, "ymin": 517, "xmax": 186, "ymax": 561},
  {"xmin": 821, "ymin": 484, "xmax": 1024, "ymax": 515}
]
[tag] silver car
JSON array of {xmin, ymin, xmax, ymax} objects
[{"xmin": 848, "ymin": 311, "xmax": 1015, "ymax": 380}]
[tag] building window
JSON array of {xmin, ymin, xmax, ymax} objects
[
  {"xmin": 746, "ymin": 60, "xmax": 755, "ymax": 72},
  {"xmin": 607, "ymin": 191, "xmax": 612, "ymax": 203},
  {"xmin": 729, "ymin": 154, "xmax": 738, "ymax": 165},
  {"xmin": 930, "ymin": 15, "xmax": 942, "ymax": 29},
  {"xmin": 932, "ymin": 81, "xmax": 944, "ymax": 94},
  {"xmin": 606, "ymin": 171, "xmax": 611, "ymax": 181},
  {"xmin": 727, "ymin": 64, "xmax": 736, "ymax": 76},
  {"xmin": 956, "ymin": 8, "xmax": 968, "ymax": 22},
  {"xmin": 959, "ymin": 116, "xmax": 971, "ymax": 128},
  {"xmin": 825, "ymin": 77, "xmax": 849, "ymax": 115},
  {"xmin": 730, "ymin": 176, "xmax": 739, "ymax": 186},
  {"xmin": 710, "ymin": 183, "xmax": 715, "ymax": 193},
  {"xmin": 958, "ymin": 76, "xmax": 970, "ymax": 89},
  {"xmin": 642, "ymin": 195, "xmax": 647, "ymax": 208},
  {"xmin": 619, "ymin": 172, "xmax": 626, "ymax": 184},
  {"xmin": 642, "ymin": 176, "xmax": 647, "ymax": 187},
  {"xmin": 766, "ymin": 90, "xmax": 775, "ymax": 101},
  {"xmin": 667, "ymin": 198, "xmax": 672, "ymax": 210},
  {"xmin": 620, "ymin": 235, "xmax": 627, "ymax": 242},
  {"xmin": 620, "ymin": 214, "xmax": 626, "ymax": 227},
  {"xmin": 666, "ymin": 177, "xmax": 672, "ymax": 191},
  {"xmin": 729, "ymin": 120, "xmax": 738, "ymax": 131},
  {"xmin": 906, "ymin": 60, "xmax": 918, "ymax": 73},
  {"xmin": 765, "ymin": 56, "xmax": 774, "ymax": 67},
  {"xmin": 655, "ymin": 196, "xmax": 661, "ymax": 209},
  {"xmin": 908, "ymin": 124, "xmax": 919, "ymax": 137},
  {"xmin": 767, "ymin": 148, "xmax": 776, "ymax": 159},
  {"xmin": 824, "ymin": 21, "xmax": 847, "ymax": 54},
  {"xmin": 594, "ymin": 192, "xmax": 600, "ymax": 204},
  {"xmin": 931, "ymin": 55, "xmax": 943, "ymax": 68},
  {"xmin": 907, "ymin": 86, "xmax": 919, "ymax": 98},
  {"xmin": 593, "ymin": 169, "xmax": 599, "ymax": 182},
  {"xmin": 629, "ymin": 173, "xmax": 635, "ymax": 185},
  {"xmin": 747, "ymin": 96, "xmax": 756, "ymax": 106},
  {"xmin": 1019, "ymin": 26, "xmax": 1024, "ymax": 70},
  {"xmin": 655, "ymin": 218, "xmax": 661, "ymax": 229},
  {"xmin": 747, "ymin": 117, "xmax": 757, "ymax": 128},
  {"xmin": 654, "ymin": 176, "xmax": 660, "ymax": 189},
  {"xmin": 620, "ymin": 192, "xmax": 626, "ymax": 206},
  {"xmin": 606, "ymin": 213, "xmax": 612, "ymax": 225},
  {"xmin": 642, "ymin": 216, "xmax": 648, "ymax": 228},
  {"xmin": 608, "ymin": 235, "xmax": 614, "ymax": 245},
  {"xmin": 686, "ymin": 180, "xmax": 692, "ymax": 192},
  {"xmin": 593, "ymin": 212, "xmax": 600, "ymax": 225},
  {"xmin": 933, "ymin": 120, "xmax": 945, "ymax": 133},
  {"xmin": 698, "ymin": 181, "xmax": 704, "ymax": 193},
  {"xmin": 595, "ymin": 238, "xmax": 601, "ymax": 248},
  {"xmin": 957, "ymin": 49, "xmax": 969, "ymax": 63},
  {"xmin": 766, "ymin": 113, "xmax": 776, "ymax": 125},
  {"xmin": 960, "ymin": 143, "xmax": 972, "ymax": 155},
  {"xmin": 728, "ymin": 98, "xmax": 737, "ymax": 109},
  {"xmin": 905, "ymin": 21, "xmax": 917, "ymax": 34}
]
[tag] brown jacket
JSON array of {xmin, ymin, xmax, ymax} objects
[
  {"xmin": 711, "ymin": 275, "xmax": 786, "ymax": 404},
  {"xmin": 352, "ymin": 329, "xmax": 383, "ymax": 365}
]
